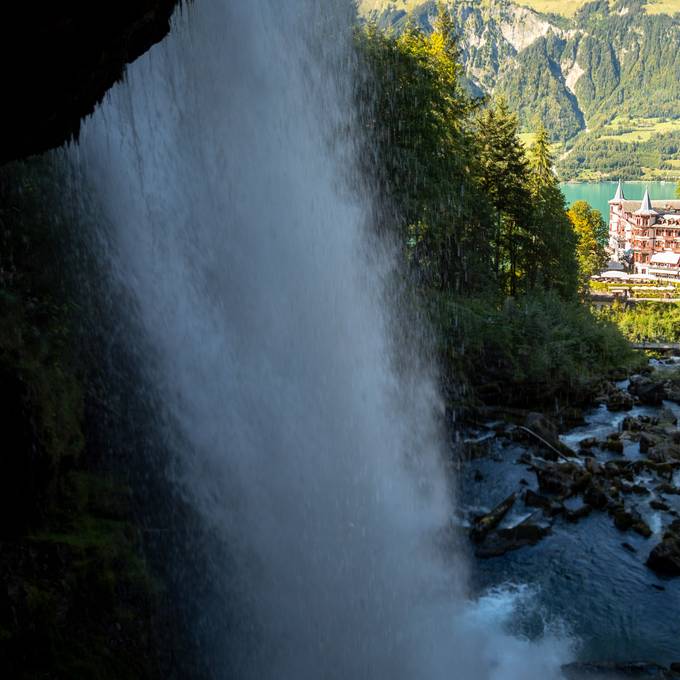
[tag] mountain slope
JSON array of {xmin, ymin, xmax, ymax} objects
[{"xmin": 360, "ymin": 0, "xmax": 680, "ymax": 179}]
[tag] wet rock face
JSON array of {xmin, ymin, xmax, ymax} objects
[{"xmin": 0, "ymin": 1, "xmax": 179, "ymax": 163}]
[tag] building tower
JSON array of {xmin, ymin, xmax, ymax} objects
[{"xmin": 608, "ymin": 179, "xmax": 626, "ymax": 258}]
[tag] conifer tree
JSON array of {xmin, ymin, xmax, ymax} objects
[
  {"xmin": 527, "ymin": 123, "xmax": 578, "ymax": 299},
  {"xmin": 476, "ymin": 97, "xmax": 530, "ymax": 295}
]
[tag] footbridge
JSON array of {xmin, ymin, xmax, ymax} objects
[{"xmin": 631, "ymin": 342, "xmax": 680, "ymax": 352}]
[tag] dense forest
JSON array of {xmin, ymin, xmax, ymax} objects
[
  {"xmin": 362, "ymin": 0, "xmax": 680, "ymax": 180},
  {"xmin": 357, "ymin": 11, "xmax": 637, "ymax": 413}
]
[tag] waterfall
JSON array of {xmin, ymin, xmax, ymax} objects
[{"xmin": 72, "ymin": 0, "xmax": 572, "ymax": 677}]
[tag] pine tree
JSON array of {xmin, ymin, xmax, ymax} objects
[
  {"xmin": 527, "ymin": 123, "xmax": 579, "ymax": 298},
  {"xmin": 476, "ymin": 97, "xmax": 531, "ymax": 295}
]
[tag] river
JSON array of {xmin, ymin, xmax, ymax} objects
[
  {"xmin": 560, "ymin": 182, "xmax": 678, "ymax": 224},
  {"xmin": 461, "ymin": 365, "xmax": 680, "ymax": 668}
]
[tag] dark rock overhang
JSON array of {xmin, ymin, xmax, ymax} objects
[{"xmin": 0, "ymin": 1, "xmax": 182, "ymax": 164}]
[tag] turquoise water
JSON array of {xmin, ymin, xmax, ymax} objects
[{"xmin": 560, "ymin": 181, "xmax": 678, "ymax": 223}]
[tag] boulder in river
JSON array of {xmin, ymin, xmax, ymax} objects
[
  {"xmin": 656, "ymin": 483, "xmax": 680, "ymax": 496},
  {"xmin": 629, "ymin": 375, "xmax": 666, "ymax": 406},
  {"xmin": 619, "ymin": 481, "xmax": 650, "ymax": 496},
  {"xmin": 623, "ymin": 416, "xmax": 646, "ymax": 432},
  {"xmin": 611, "ymin": 506, "xmax": 652, "ymax": 537},
  {"xmin": 651, "ymin": 441, "xmax": 680, "ymax": 463},
  {"xmin": 647, "ymin": 520, "xmax": 680, "ymax": 576},
  {"xmin": 584, "ymin": 483, "xmax": 609, "ymax": 510},
  {"xmin": 475, "ymin": 512, "xmax": 551, "ymax": 558},
  {"xmin": 535, "ymin": 462, "xmax": 578, "ymax": 497},
  {"xmin": 602, "ymin": 434, "xmax": 624, "ymax": 454},
  {"xmin": 647, "ymin": 537, "xmax": 680, "ymax": 576},
  {"xmin": 607, "ymin": 389, "xmax": 634, "ymax": 412},
  {"xmin": 640, "ymin": 432, "xmax": 662, "ymax": 453}
]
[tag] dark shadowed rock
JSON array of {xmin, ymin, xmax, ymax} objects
[
  {"xmin": 523, "ymin": 412, "xmax": 576, "ymax": 460},
  {"xmin": 640, "ymin": 432, "xmax": 662, "ymax": 453},
  {"xmin": 656, "ymin": 483, "xmax": 680, "ymax": 496},
  {"xmin": 536, "ymin": 463, "xmax": 577, "ymax": 497},
  {"xmin": 647, "ymin": 538, "xmax": 680, "ymax": 576},
  {"xmin": 659, "ymin": 408, "xmax": 678, "ymax": 427},
  {"xmin": 584, "ymin": 484, "xmax": 609, "ymax": 510},
  {"xmin": 651, "ymin": 499, "xmax": 671, "ymax": 511},
  {"xmin": 651, "ymin": 442, "xmax": 680, "ymax": 463},
  {"xmin": 585, "ymin": 457, "xmax": 602, "ymax": 475},
  {"xmin": 647, "ymin": 520, "xmax": 680, "ymax": 575},
  {"xmin": 603, "ymin": 434, "xmax": 624, "ymax": 454},
  {"xmin": 620, "ymin": 481, "xmax": 650, "ymax": 496}
]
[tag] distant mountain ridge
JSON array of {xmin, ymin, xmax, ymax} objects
[{"xmin": 360, "ymin": 0, "xmax": 680, "ymax": 180}]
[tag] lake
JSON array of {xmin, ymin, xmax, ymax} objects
[{"xmin": 560, "ymin": 181, "xmax": 678, "ymax": 224}]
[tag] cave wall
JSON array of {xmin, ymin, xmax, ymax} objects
[{"xmin": 0, "ymin": 1, "xmax": 180, "ymax": 164}]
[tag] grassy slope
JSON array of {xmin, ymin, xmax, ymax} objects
[{"xmin": 599, "ymin": 117, "xmax": 680, "ymax": 143}]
